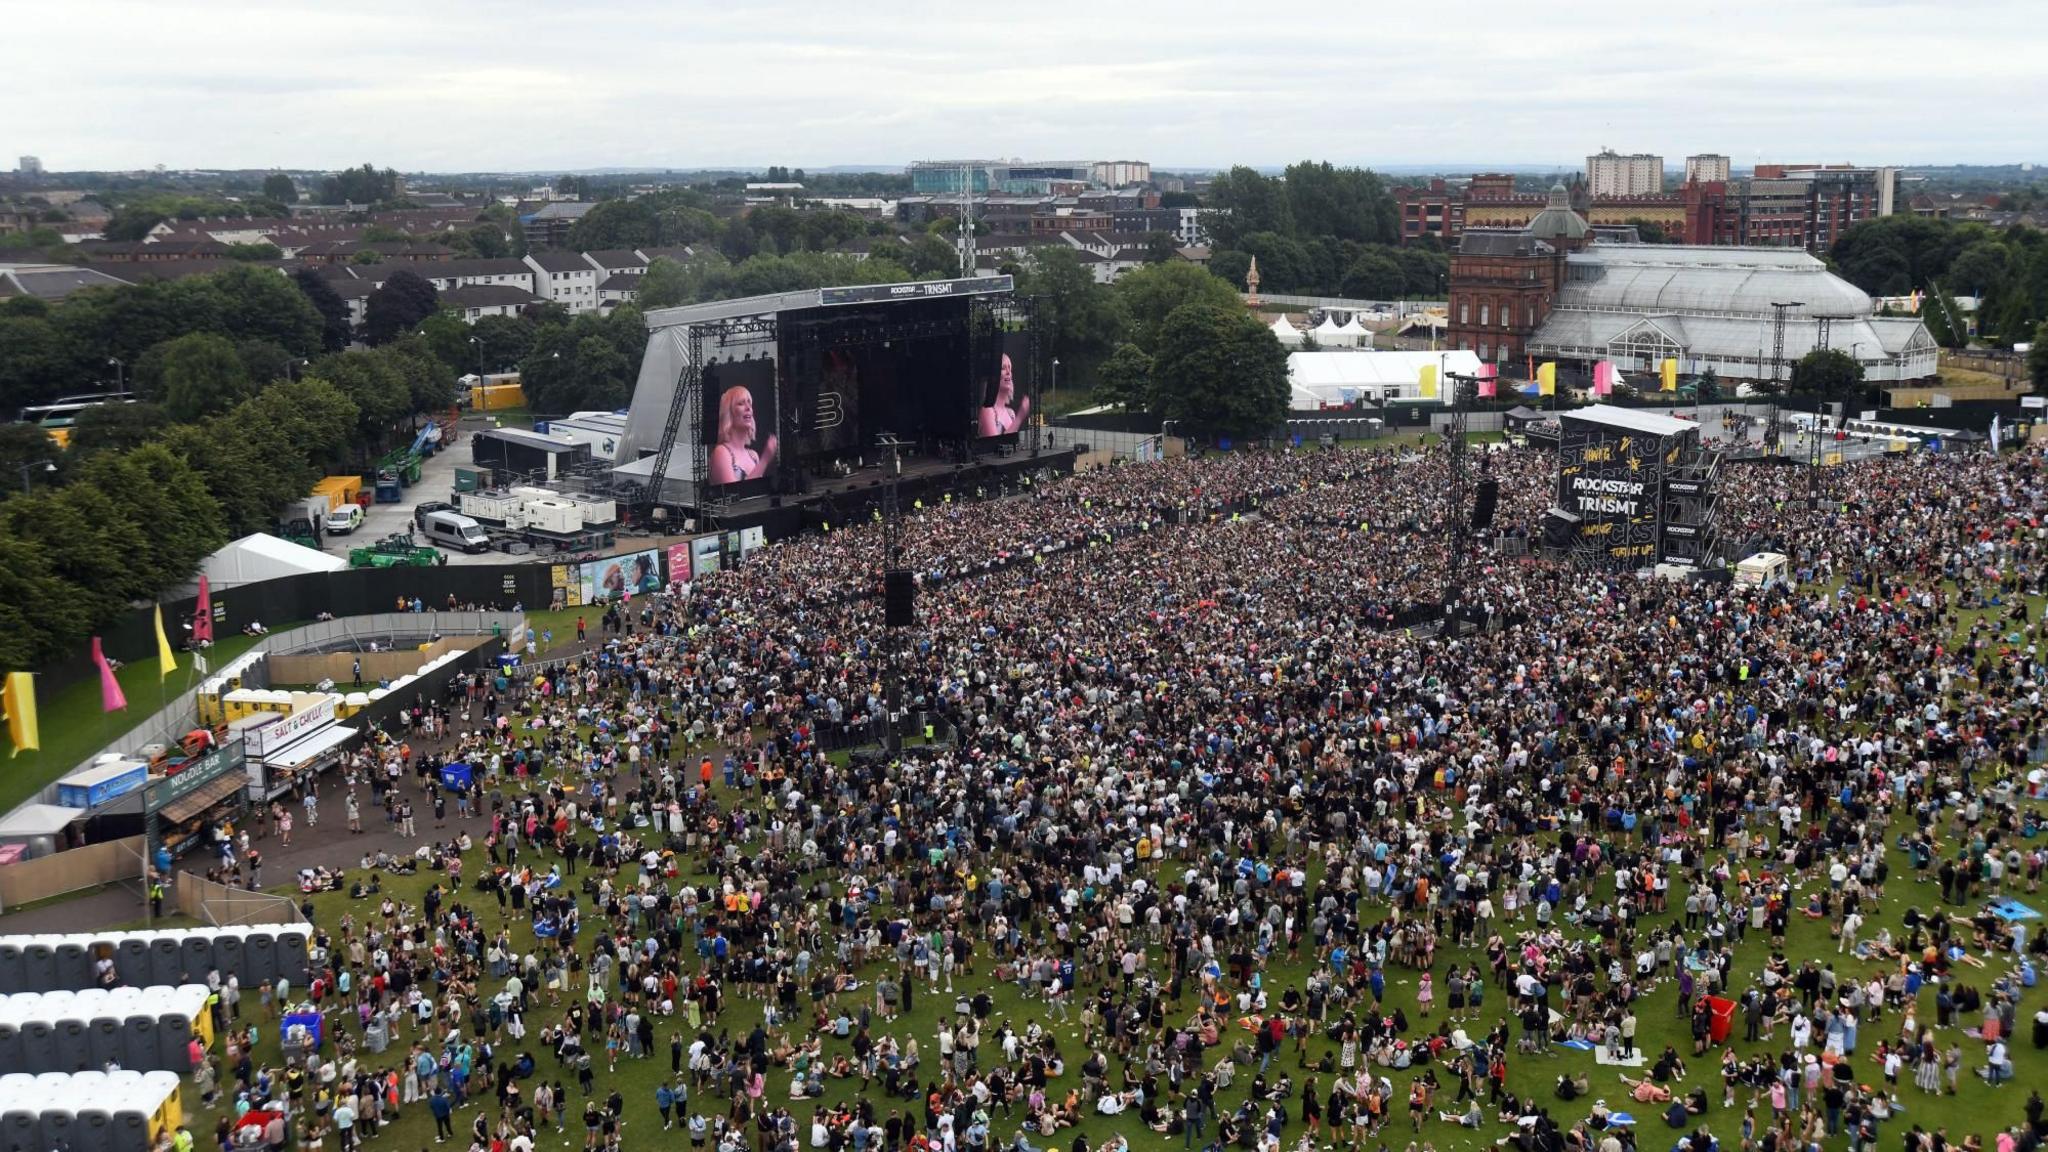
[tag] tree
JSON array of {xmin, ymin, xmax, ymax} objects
[
  {"xmin": 0, "ymin": 313, "xmax": 90, "ymax": 411},
  {"xmin": 0, "ymin": 533, "xmax": 90, "ymax": 670},
  {"xmin": 1095, "ymin": 343, "xmax": 1154, "ymax": 412},
  {"xmin": 0, "ymin": 423, "xmax": 59, "ymax": 489},
  {"xmin": 103, "ymin": 209, "xmax": 166, "ymax": 242},
  {"xmin": 470, "ymin": 315, "xmax": 538, "ymax": 376},
  {"xmin": 1339, "ymin": 250, "xmax": 1405, "ymax": 300},
  {"xmin": 1202, "ymin": 167, "xmax": 1293, "ymax": 251},
  {"xmin": 309, "ymin": 352, "xmax": 410, "ymax": 447},
  {"xmin": 1279, "ymin": 161, "xmax": 1397, "ymax": 245},
  {"xmin": 73, "ymin": 443, "xmax": 225, "ymax": 590},
  {"xmin": 379, "ymin": 339, "xmax": 459, "ymax": 415},
  {"xmin": 1113, "ymin": 262, "xmax": 1240, "ymax": 355},
  {"xmin": 1694, "ymin": 368, "xmax": 1722, "ymax": 403},
  {"xmin": 1921, "ymin": 282, "xmax": 1968, "ymax": 349},
  {"xmin": 1788, "ymin": 347, "xmax": 1866, "ymax": 405},
  {"xmin": 1141, "ymin": 232, "xmax": 1180, "ymax": 264},
  {"xmin": 157, "ymin": 332, "xmax": 253, "ymax": 421},
  {"xmin": 638, "ymin": 256, "xmax": 700, "ymax": 311},
  {"xmin": 67, "ymin": 401, "xmax": 169, "ymax": 457},
  {"xmin": 568, "ymin": 199, "xmax": 659, "ymax": 251},
  {"xmin": 293, "ymin": 268, "xmax": 354, "ymax": 351},
  {"xmin": 1391, "ymin": 246, "xmax": 1449, "ymax": 297},
  {"xmin": 1, "ymin": 485, "xmax": 158, "ymax": 628},
  {"xmin": 1238, "ymin": 232, "xmax": 1316, "ymax": 294},
  {"xmin": 901, "ymin": 233, "xmax": 960, "ymax": 279},
  {"xmin": 262, "ymin": 173, "xmax": 298, "ymax": 204},
  {"xmin": 570, "ymin": 335, "xmax": 632, "ymax": 411},
  {"xmin": 363, "ymin": 268, "xmax": 438, "ymax": 345},
  {"xmin": 318, "ymin": 164, "xmax": 400, "ymax": 206},
  {"xmin": 209, "ymin": 264, "xmax": 323, "ymax": 355},
  {"xmin": 224, "ymin": 242, "xmax": 284, "ymax": 261},
  {"xmin": 1625, "ymin": 218, "xmax": 1670, "ymax": 244},
  {"xmin": 1015, "ymin": 246, "xmax": 1126, "ymax": 387},
  {"xmin": 1150, "ymin": 303, "xmax": 1290, "ymax": 440}
]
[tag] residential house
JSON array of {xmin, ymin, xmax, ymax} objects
[
  {"xmin": 0, "ymin": 262, "xmax": 132, "ymax": 301},
  {"xmin": 523, "ymin": 251, "xmax": 599, "ymax": 313},
  {"xmin": 441, "ymin": 284, "xmax": 541, "ymax": 322},
  {"xmin": 583, "ymin": 250, "xmax": 649, "ymax": 277},
  {"xmin": 597, "ymin": 273, "xmax": 642, "ymax": 310},
  {"xmin": 521, "ymin": 201, "xmax": 593, "ymax": 249}
]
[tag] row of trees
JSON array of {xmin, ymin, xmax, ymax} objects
[
  {"xmin": 1198, "ymin": 163, "xmax": 1447, "ymax": 299},
  {"xmin": 1830, "ymin": 216, "xmax": 2048, "ymax": 345}
]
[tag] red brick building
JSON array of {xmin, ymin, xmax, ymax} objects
[{"xmin": 1445, "ymin": 185, "xmax": 1589, "ymax": 367}]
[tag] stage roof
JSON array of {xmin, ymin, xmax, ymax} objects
[
  {"xmin": 1561, "ymin": 405, "xmax": 1695, "ymax": 437},
  {"xmin": 641, "ymin": 275, "xmax": 1014, "ymax": 331}
]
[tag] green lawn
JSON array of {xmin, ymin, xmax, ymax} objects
[{"xmin": 0, "ymin": 629, "xmax": 278, "ymax": 814}]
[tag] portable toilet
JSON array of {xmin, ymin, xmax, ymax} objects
[
  {"xmin": 17, "ymin": 1021, "xmax": 54, "ymax": 1074},
  {"xmin": 113, "ymin": 939, "xmax": 149, "ymax": 987},
  {"xmin": 140, "ymin": 1071, "xmax": 179, "ymax": 1134},
  {"xmin": 0, "ymin": 941, "xmax": 22, "ymax": 991},
  {"xmin": 120, "ymin": 1016, "xmax": 154, "ymax": 1073},
  {"xmin": 243, "ymin": 932, "xmax": 275, "ymax": 986},
  {"xmin": 39, "ymin": 1108, "xmax": 75, "ymax": 1151},
  {"xmin": 53, "ymin": 939, "xmax": 92, "ymax": 993},
  {"xmin": 89, "ymin": 1017, "xmax": 122, "ymax": 1068},
  {"xmin": 148, "ymin": 938, "xmax": 183, "ymax": 986},
  {"xmin": 212, "ymin": 934, "xmax": 242, "ymax": 983},
  {"xmin": 177, "ymin": 936, "xmax": 212, "ymax": 986},
  {"xmin": 1, "ymin": 1110, "xmax": 36, "ymax": 1152},
  {"xmin": 20, "ymin": 944, "xmax": 55, "ymax": 994},
  {"xmin": 109, "ymin": 1109, "xmax": 151, "ymax": 1152},
  {"xmin": 276, "ymin": 930, "xmax": 310, "ymax": 985},
  {"xmin": 72, "ymin": 1107, "xmax": 112, "ymax": 1152},
  {"xmin": 55, "ymin": 1017, "xmax": 89, "ymax": 1072},
  {"xmin": 0, "ymin": 1024, "xmax": 18, "ymax": 1072},
  {"xmin": 155, "ymin": 1015, "xmax": 191, "ymax": 1073}
]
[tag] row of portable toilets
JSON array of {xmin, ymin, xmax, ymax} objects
[
  {"xmin": 0, "ymin": 985, "xmax": 213, "ymax": 1075},
  {"xmin": 0, "ymin": 926, "xmax": 311, "ymax": 995},
  {"xmin": 0, "ymin": 1069, "xmax": 183, "ymax": 1152}
]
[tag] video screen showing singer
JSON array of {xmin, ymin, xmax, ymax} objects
[
  {"xmin": 708, "ymin": 383, "xmax": 778, "ymax": 485},
  {"xmin": 977, "ymin": 352, "xmax": 1030, "ymax": 437}
]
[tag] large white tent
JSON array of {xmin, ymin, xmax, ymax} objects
[
  {"xmin": 1311, "ymin": 316, "xmax": 1348, "ymax": 347},
  {"xmin": 182, "ymin": 533, "xmax": 346, "ymax": 593},
  {"xmin": 1268, "ymin": 315, "xmax": 1303, "ymax": 347},
  {"xmin": 1287, "ymin": 350, "xmax": 1485, "ymax": 408}
]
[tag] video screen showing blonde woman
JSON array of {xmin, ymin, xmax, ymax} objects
[
  {"xmin": 976, "ymin": 350, "xmax": 1031, "ymax": 438},
  {"xmin": 703, "ymin": 361, "xmax": 778, "ymax": 488}
]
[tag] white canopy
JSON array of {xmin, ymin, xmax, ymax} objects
[
  {"xmin": 1287, "ymin": 350, "xmax": 1484, "ymax": 408},
  {"xmin": 183, "ymin": 532, "xmax": 345, "ymax": 592},
  {"xmin": 0, "ymin": 803, "xmax": 85, "ymax": 838},
  {"xmin": 1268, "ymin": 315, "xmax": 1303, "ymax": 346}
]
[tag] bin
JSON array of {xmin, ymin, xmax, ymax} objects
[
  {"xmin": 276, "ymin": 930, "xmax": 310, "ymax": 986},
  {"xmin": 120, "ymin": 1017, "xmax": 155, "ymax": 1073},
  {"xmin": 54, "ymin": 940, "xmax": 92, "ymax": 992},
  {"xmin": 364, "ymin": 1017, "xmax": 388, "ymax": 1054},
  {"xmin": 89, "ymin": 1018, "xmax": 123, "ymax": 1069},
  {"xmin": 21, "ymin": 945, "xmax": 55, "ymax": 993},
  {"xmin": 55, "ymin": 1018, "xmax": 89, "ymax": 1071},
  {"xmin": 281, "ymin": 1013, "xmax": 321, "ymax": 1054},
  {"xmin": 1706, "ymin": 995, "xmax": 1736, "ymax": 1045},
  {"xmin": 148, "ymin": 939, "xmax": 183, "ymax": 986},
  {"xmin": 439, "ymin": 763, "xmax": 474, "ymax": 792},
  {"xmin": 18, "ymin": 1021, "xmax": 55, "ymax": 1074},
  {"xmin": 243, "ymin": 933, "xmax": 276, "ymax": 987}
]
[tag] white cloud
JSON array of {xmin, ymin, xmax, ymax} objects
[{"xmin": 5, "ymin": 0, "xmax": 2042, "ymax": 171}]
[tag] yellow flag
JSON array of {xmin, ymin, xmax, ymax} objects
[
  {"xmin": 1660, "ymin": 358, "xmax": 1679, "ymax": 392},
  {"xmin": 1537, "ymin": 362, "xmax": 1556, "ymax": 397},
  {"xmin": 155, "ymin": 604, "xmax": 177, "ymax": 679},
  {"xmin": 3, "ymin": 672, "xmax": 38, "ymax": 757},
  {"xmin": 1418, "ymin": 364, "xmax": 1438, "ymax": 400}
]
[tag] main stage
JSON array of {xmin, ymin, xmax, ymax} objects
[{"xmin": 613, "ymin": 275, "xmax": 1048, "ymax": 532}]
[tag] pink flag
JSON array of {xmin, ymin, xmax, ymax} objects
[
  {"xmin": 1477, "ymin": 364, "xmax": 1498, "ymax": 399},
  {"xmin": 1592, "ymin": 361, "xmax": 1616, "ymax": 397},
  {"xmin": 192, "ymin": 577, "xmax": 214, "ymax": 645},
  {"xmin": 93, "ymin": 637, "xmax": 126, "ymax": 713}
]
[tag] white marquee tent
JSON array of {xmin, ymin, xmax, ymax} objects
[
  {"xmin": 1268, "ymin": 315, "xmax": 1303, "ymax": 347},
  {"xmin": 180, "ymin": 533, "xmax": 346, "ymax": 594},
  {"xmin": 1287, "ymin": 350, "xmax": 1485, "ymax": 408}
]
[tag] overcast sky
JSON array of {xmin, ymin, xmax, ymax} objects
[{"xmin": 10, "ymin": 0, "xmax": 2043, "ymax": 173}]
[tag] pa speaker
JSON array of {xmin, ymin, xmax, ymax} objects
[
  {"xmin": 883, "ymin": 568, "xmax": 916, "ymax": 628},
  {"xmin": 1471, "ymin": 479, "xmax": 1499, "ymax": 531},
  {"xmin": 1542, "ymin": 507, "xmax": 1580, "ymax": 550}
]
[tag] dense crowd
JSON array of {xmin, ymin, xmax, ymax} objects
[{"xmin": 197, "ymin": 439, "xmax": 2048, "ymax": 1152}]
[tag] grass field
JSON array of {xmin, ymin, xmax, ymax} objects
[
  {"xmin": 0, "ymin": 630, "xmax": 276, "ymax": 814},
  {"xmin": 188, "ymin": 777, "xmax": 2040, "ymax": 1152}
]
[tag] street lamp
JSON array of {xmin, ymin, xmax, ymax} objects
[
  {"xmin": 470, "ymin": 335, "xmax": 487, "ymax": 383},
  {"xmin": 16, "ymin": 460, "xmax": 56, "ymax": 495},
  {"xmin": 1050, "ymin": 358, "xmax": 1060, "ymax": 407},
  {"xmin": 107, "ymin": 357, "xmax": 125, "ymax": 392}
]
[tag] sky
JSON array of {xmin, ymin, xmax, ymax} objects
[{"xmin": 8, "ymin": 0, "xmax": 2045, "ymax": 174}]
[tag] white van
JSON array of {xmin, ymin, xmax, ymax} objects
[
  {"xmin": 421, "ymin": 509, "xmax": 491, "ymax": 554},
  {"xmin": 325, "ymin": 504, "xmax": 364, "ymax": 535}
]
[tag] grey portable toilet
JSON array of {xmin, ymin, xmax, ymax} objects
[
  {"xmin": 276, "ymin": 929, "xmax": 310, "ymax": 985},
  {"xmin": 39, "ymin": 1109, "xmax": 75, "ymax": 1152},
  {"xmin": 148, "ymin": 938, "xmax": 183, "ymax": 986},
  {"xmin": 155, "ymin": 1012, "xmax": 193, "ymax": 1073},
  {"xmin": 363, "ymin": 1016, "xmax": 388, "ymax": 1054},
  {"xmin": 0, "ymin": 942, "xmax": 24, "ymax": 992},
  {"xmin": 120, "ymin": 1016, "xmax": 155, "ymax": 1073},
  {"xmin": 21, "ymin": 944, "xmax": 55, "ymax": 993},
  {"xmin": 179, "ymin": 936, "xmax": 213, "ymax": 984},
  {"xmin": 54, "ymin": 941, "xmax": 92, "ymax": 992},
  {"xmin": 213, "ymin": 934, "xmax": 243, "ymax": 984},
  {"xmin": 0, "ymin": 1024, "xmax": 19, "ymax": 1072},
  {"xmin": 113, "ymin": 940, "xmax": 149, "ymax": 988},
  {"xmin": 243, "ymin": 931, "xmax": 276, "ymax": 986},
  {"xmin": 108, "ymin": 1110, "xmax": 150, "ymax": 1152},
  {"xmin": 72, "ymin": 1108, "xmax": 112, "ymax": 1152},
  {"xmin": 88, "ymin": 1017, "xmax": 122, "ymax": 1069},
  {"xmin": 2, "ymin": 1109, "xmax": 39, "ymax": 1152},
  {"xmin": 55, "ymin": 1018, "xmax": 90, "ymax": 1072},
  {"xmin": 18, "ymin": 1021, "xmax": 55, "ymax": 1074}
]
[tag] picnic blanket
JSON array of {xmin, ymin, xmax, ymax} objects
[
  {"xmin": 1594, "ymin": 1048, "xmax": 1647, "ymax": 1068},
  {"xmin": 1990, "ymin": 898, "xmax": 2040, "ymax": 922},
  {"xmin": 1561, "ymin": 1039, "xmax": 1597, "ymax": 1050},
  {"xmin": 1607, "ymin": 1112, "xmax": 1636, "ymax": 1127}
]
